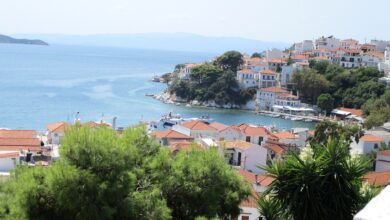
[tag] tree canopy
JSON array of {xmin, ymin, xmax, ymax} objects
[
  {"xmin": 213, "ymin": 50, "xmax": 244, "ymax": 73},
  {"xmin": 0, "ymin": 126, "xmax": 250, "ymax": 220}
]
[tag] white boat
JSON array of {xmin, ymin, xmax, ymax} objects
[
  {"xmin": 291, "ymin": 117, "xmax": 303, "ymax": 121},
  {"xmin": 185, "ymin": 104, "xmax": 191, "ymax": 107},
  {"xmin": 304, "ymin": 119, "xmax": 313, "ymax": 122},
  {"xmin": 270, "ymin": 114, "xmax": 280, "ymax": 118}
]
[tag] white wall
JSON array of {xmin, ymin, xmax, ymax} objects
[
  {"xmin": 0, "ymin": 158, "xmax": 18, "ymax": 173},
  {"xmin": 376, "ymin": 154, "xmax": 390, "ymax": 171},
  {"xmin": 218, "ymin": 128, "xmax": 242, "ymax": 141},
  {"xmin": 244, "ymin": 145, "xmax": 268, "ymax": 174},
  {"xmin": 238, "ymin": 207, "xmax": 261, "ymax": 220}
]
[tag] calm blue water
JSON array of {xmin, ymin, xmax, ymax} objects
[{"xmin": 0, "ymin": 44, "xmax": 315, "ymax": 130}]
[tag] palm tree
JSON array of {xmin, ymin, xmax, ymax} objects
[{"xmin": 262, "ymin": 138, "xmax": 371, "ymax": 220}]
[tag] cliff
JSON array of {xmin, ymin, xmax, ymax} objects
[{"xmin": 0, "ymin": 34, "xmax": 48, "ymax": 46}]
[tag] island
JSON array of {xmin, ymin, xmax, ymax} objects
[{"xmin": 0, "ymin": 34, "xmax": 48, "ymax": 46}]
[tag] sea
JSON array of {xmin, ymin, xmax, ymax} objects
[{"xmin": 0, "ymin": 44, "xmax": 315, "ymax": 130}]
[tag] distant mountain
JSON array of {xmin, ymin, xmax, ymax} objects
[
  {"xmin": 12, "ymin": 33, "xmax": 289, "ymax": 53},
  {"xmin": 0, "ymin": 34, "xmax": 48, "ymax": 46}
]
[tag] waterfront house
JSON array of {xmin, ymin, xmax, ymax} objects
[
  {"xmin": 47, "ymin": 122, "xmax": 69, "ymax": 145},
  {"xmin": 237, "ymin": 68, "xmax": 258, "ymax": 88},
  {"xmin": 331, "ymin": 107, "xmax": 363, "ymax": 122},
  {"xmin": 219, "ymin": 140, "xmax": 267, "ymax": 174},
  {"xmin": 256, "ymin": 87, "xmax": 301, "ymax": 111},
  {"xmin": 259, "ymin": 69, "xmax": 277, "ymax": 88},
  {"xmin": 153, "ymin": 129, "xmax": 193, "ymax": 146},
  {"xmin": 177, "ymin": 63, "xmax": 199, "ymax": 80},
  {"xmin": 172, "ymin": 120, "xmax": 218, "ymax": 139}
]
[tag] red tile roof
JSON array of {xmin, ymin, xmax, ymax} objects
[
  {"xmin": 240, "ymin": 192, "xmax": 259, "ymax": 208},
  {"xmin": 209, "ymin": 122, "xmax": 229, "ymax": 131},
  {"xmin": 0, "ymin": 151, "xmax": 19, "ymax": 158},
  {"xmin": 169, "ymin": 141, "xmax": 193, "ymax": 152},
  {"xmin": 0, "ymin": 138, "xmax": 41, "ymax": 152},
  {"xmin": 47, "ymin": 122, "xmax": 70, "ymax": 133},
  {"xmin": 259, "ymin": 87, "xmax": 289, "ymax": 93},
  {"xmin": 154, "ymin": 130, "xmax": 192, "ymax": 139},
  {"xmin": 0, "ymin": 129, "xmax": 37, "ymax": 138},
  {"xmin": 360, "ymin": 134, "xmax": 384, "ymax": 142},
  {"xmin": 260, "ymin": 69, "xmax": 276, "ymax": 75},
  {"xmin": 180, "ymin": 121, "xmax": 217, "ymax": 131},
  {"xmin": 274, "ymin": 131, "xmax": 296, "ymax": 139},
  {"xmin": 364, "ymin": 171, "xmax": 390, "ymax": 186},
  {"xmin": 238, "ymin": 69, "xmax": 253, "ymax": 74},
  {"xmin": 220, "ymin": 140, "xmax": 255, "ymax": 151},
  {"xmin": 238, "ymin": 124, "xmax": 277, "ymax": 138}
]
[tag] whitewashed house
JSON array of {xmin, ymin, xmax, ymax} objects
[
  {"xmin": 178, "ymin": 63, "xmax": 198, "ymax": 80},
  {"xmin": 47, "ymin": 122, "xmax": 69, "ymax": 145},
  {"xmin": 315, "ymin": 35, "xmax": 340, "ymax": 50},
  {"xmin": 237, "ymin": 123, "xmax": 277, "ymax": 146},
  {"xmin": 371, "ymin": 39, "xmax": 390, "ymax": 52},
  {"xmin": 340, "ymin": 39, "xmax": 360, "ymax": 50},
  {"xmin": 376, "ymin": 150, "xmax": 390, "ymax": 172},
  {"xmin": 237, "ymin": 69, "xmax": 258, "ymax": 88},
  {"xmin": 350, "ymin": 134, "xmax": 385, "ymax": 155},
  {"xmin": 265, "ymin": 48, "xmax": 283, "ymax": 59},
  {"xmin": 219, "ymin": 140, "xmax": 267, "ymax": 174},
  {"xmin": 256, "ymin": 87, "xmax": 301, "ymax": 111},
  {"xmin": 259, "ymin": 69, "xmax": 277, "ymax": 88},
  {"xmin": 280, "ymin": 65, "xmax": 293, "ymax": 88},
  {"xmin": 294, "ymin": 40, "xmax": 314, "ymax": 54},
  {"xmin": 209, "ymin": 122, "xmax": 242, "ymax": 141},
  {"xmin": 172, "ymin": 120, "xmax": 218, "ymax": 139}
]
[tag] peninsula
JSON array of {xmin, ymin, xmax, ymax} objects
[{"xmin": 0, "ymin": 34, "xmax": 48, "ymax": 46}]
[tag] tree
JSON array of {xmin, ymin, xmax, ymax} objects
[
  {"xmin": 263, "ymin": 138, "xmax": 371, "ymax": 220},
  {"xmin": 312, "ymin": 60, "xmax": 330, "ymax": 75},
  {"xmin": 157, "ymin": 148, "xmax": 251, "ymax": 220},
  {"xmin": 213, "ymin": 51, "xmax": 243, "ymax": 73},
  {"xmin": 364, "ymin": 105, "xmax": 390, "ymax": 129},
  {"xmin": 190, "ymin": 63, "xmax": 223, "ymax": 86},
  {"xmin": 292, "ymin": 69, "xmax": 330, "ymax": 104},
  {"xmin": 251, "ymin": 52, "xmax": 262, "ymax": 58},
  {"xmin": 257, "ymin": 195, "xmax": 284, "ymax": 220},
  {"xmin": 317, "ymin": 93, "xmax": 334, "ymax": 113},
  {"xmin": 342, "ymin": 80, "xmax": 385, "ymax": 108},
  {"xmin": 310, "ymin": 120, "xmax": 360, "ymax": 144},
  {"xmin": 0, "ymin": 126, "xmax": 250, "ymax": 220}
]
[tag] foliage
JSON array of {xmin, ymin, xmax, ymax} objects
[
  {"xmin": 257, "ymin": 195, "xmax": 285, "ymax": 220},
  {"xmin": 251, "ymin": 52, "xmax": 262, "ymax": 58},
  {"xmin": 316, "ymin": 93, "xmax": 334, "ymax": 113},
  {"xmin": 213, "ymin": 50, "xmax": 244, "ymax": 73},
  {"xmin": 263, "ymin": 138, "xmax": 372, "ymax": 220},
  {"xmin": 310, "ymin": 120, "xmax": 360, "ymax": 144},
  {"xmin": 0, "ymin": 126, "xmax": 250, "ymax": 220},
  {"xmin": 292, "ymin": 68, "xmax": 330, "ymax": 104},
  {"xmin": 311, "ymin": 60, "xmax": 330, "ymax": 75}
]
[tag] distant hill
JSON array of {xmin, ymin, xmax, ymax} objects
[
  {"xmin": 0, "ymin": 34, "xmax": 48, "ymax": 46},
  {"xmin": 12, "ymin": 33, "xmax": 288, "ymax": 53}
]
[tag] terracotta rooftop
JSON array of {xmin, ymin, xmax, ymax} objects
[
  {"xmin": 259, "ymin": 87, "xmax": 289, "ymax": 94},
  {"xmin": 273, "ymin": 131, "xmax": 297, "ymax": 139},
  {"xmin": 0, "ymin": 138, "xmax": 41, "ymax": 152},
  {"xmin": 360, "ymin": 134, "xmax": 384, "ymax": 142},
  {"xmin": 0, "ymin": 151, "xmax": 19, "ymax": 159},
  {"xmin": 154, "ymin": 130, "xmax": 192, "ymax": 139},
  {"xmin": 238, "ymin": 124, "xmax": 272, "ymax": 137},
  {"xmin": 364, "ymin": 171, "xmax": 390, "ymax": 186},
  {"xmin": 220, "ymin": 140, "xmax": 255, "ymax": 151},
  {"xmin": 47, "ymin": 122, "xmax": 70, "ymax": 133},
  {"xmin": 0, "ymin": 129, "xmax": 37, "ymax": 138},
  {"xmin": 180, "ymin": 120, "xmax": 217, "ymax": 131},
  {"xmin": 238, "ymin": 69, "xmax": 253, "ymax": 74},
  {"xmin": 169, "ymin": 141, "xmax": 193, "ymax": 153},
  {"xmin": 209, "ymin": 122, "xmax": 229, "ymax": 131},
  {"xmin": 260, "ymin": 69, "xmax": 276, "ymax": 75}
]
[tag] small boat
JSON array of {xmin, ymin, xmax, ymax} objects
[
  {"xmin": 185, "ymin": 104, "xmax": 191, "ymax": 107},
  {"xmin": 175, "ymin": 103, "xmax": 181, "ymax": 106},
  {"xmin": 145, "ymin": 93, "xmax": 154, "ymax": 97},
  {"xmin": 270, "ymin": 114, "xmax": 280, "ymax": 118},
  {"xmin": 151, "ymin": 75, "xmax": 160, "ymax": 82},
  {"xmin": 304, "ymin": 119, "xmax": 313, "ymax": 122},
  {"xmin": 291, "ymin": 117, "xmax": 303, "ymax": 121}
]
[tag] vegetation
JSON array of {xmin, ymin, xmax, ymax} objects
[
  {"xmin": 0, "ymin": 126, "xmax": 251, "ymax": 220},
  {"xmin": 310, "ymin": 120, "xmax": 361, "ymax": 144},
  {"xmin": 293, "ymin": 60, "xmax": 389, "ymax": 128},
  {"xmin": 251, "ymin": 52, "xmax": 262, "ymax": 58},
  {"xmin": 261, "ymin": 138, "xmax": 374, "ymax": 220},
  {"xmin": 169, "ymin": 51, "xmax": 256, "ymax": 106}
]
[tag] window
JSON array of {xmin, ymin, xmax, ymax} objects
[
  {"xmin": 246, "ymin": 136, "xmax": 251, "ymax": 142},
  {"xmin": 374, "ymin": 143, "xmax": 379, "ymax": 149},
  {"xmin": 241, "ymin": 216, "xmax": 249, "ymax": 220},
  {"xmin": 237, "ymin": 152, "xmax": 242, "ymax": 166},
  {"xmin": 258, "ymin": 136, "xmax": 263, "ymax": 145}
]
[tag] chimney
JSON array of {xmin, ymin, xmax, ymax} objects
[{"xmin": 255, "ymin": 174, "xmax": 258, "ymax": 185}]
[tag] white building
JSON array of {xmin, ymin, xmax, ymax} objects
[
  {"xmin": 294, "ymin": 40, "xmax": 314, "ymax": 54},
  {"xmin": 340, "ymin": 39, "xmax": 360, "ymax": 50},
  {"xmin": 350, "ymin": 134, "xmax": 385, "ymax": 155},
  {"xmin": 47, "ymin": 122, "xmax": 69, "ymax": 145},
  {"xmin": 259, "ymin": 69, "xmax": 277, "ymax": 88},
  {"xmin": 172, "ymin": 120, "xmax": 218, "ymax": 139},
  {"xmin": 219, "ymin": 140, "xmax": 268, "ymax": 174},
  {"xmin": 177, "ymin": 63, "xmax": 198, "ymax": 80},
  {"xmin": 376, "ymin": 150, "xmax": 390, "ymax": 172},
  {"xmin": 371, "ymin": 39, "xmax": 390, "ymax": 52},
  {"xmin": 315, "ymin": 36, "xmax": 340, "ymax": 50},
  {"xmin": 266, "ymin": 48, "xmax": 283, "ymax": 59},
  {"xmin": 256, "ymin": 87, "xmax": 300, "ymax": 111},
  {"xmin": 280, "ymin": 66, "xmax": 293, "ymax": 88},
  {"xmin": 237, "ymin": 69, "xmax": 258, "ymax": 88}
]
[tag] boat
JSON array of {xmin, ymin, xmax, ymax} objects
[
  {"xmin": 160, "ymin": 112, "xmax": 184, "ymax": 126},
  {"xmin": 175, "ymin": 103, "xmax": 181, "ymax": 106},
  {"xmin": 304, "ymin": 119, "xmax": 313, "ymax": 122},
  {"xmin": 291, "ymin": 117, "xmax": 303, "ymax": 121},
  {"xmin": 185, "ymin": 104, "xmax": 191, "ymax": 107},
  {"xmin": 270, "ymin": 114, "xmax": 281, "ymax": 118},
  {"xmin": 145, "ymin": 93, "xmax": 154, "ymax": 97},
  {"xmin": 151, "ymin": 75, "xmax": 160, "ymax": 82}
]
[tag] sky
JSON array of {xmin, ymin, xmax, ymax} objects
[{"xmin": 1, "ymin": 0, "xmax": 389, "ymax": 43}]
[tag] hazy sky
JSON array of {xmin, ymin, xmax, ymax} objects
[{"xmin": 1, "ymin": 0, "xmax": 389, "ymax": 43}]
